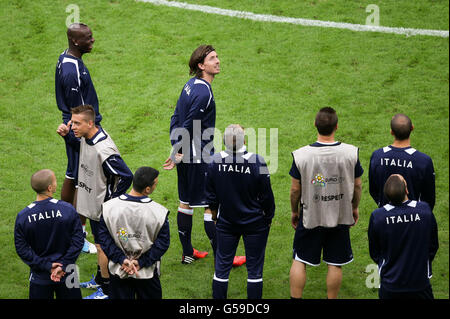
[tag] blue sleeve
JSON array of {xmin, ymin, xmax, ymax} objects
[
  {"xmin": 368, "ymin": 152, "xmax": 380, "ymax": 206},
  {"xmin": 420, "ymin": 159, "xmax": 435, "ymax": 211},
  {"xmin": 138, "ymin": 216, "xmax": 170, "ymax": 268},
  {"xmin": 429, "ymin": 210, "xmax": 439, "ymax": 262},
  {"xmin": 257, "ymin": 157, "xmax": 275, "ymax": 221},
  {"xmin": 63, "ymin": 129, "xmax": 80, "ymax": 150},
  {"xmin": 97, "ymin": 215, "xmax": 127, "ymax": 265},
  {"xmin": 60, "ymin": 207, "xmax": 84, "ymax": 270},
  {"xmin": 169, "ymin": 107, "xmax": 180, "ymax": 147},
  {"xmin": 102, "ymin": 155, "xmax": 133, "ymax": 200},
  {"xmin": 355, "ymin": 150, "xmax": 364, "ymax": 178},
  {"xmin": 289, "ymin": 157, "xmax": 301, "ymax": 181},
  {"xmin": 367, "ymin": 213, "xmax": 380, "ymax": 264},
  {"xmin": 14, "ymin": 215, "xmax": 53, "ymax": 273},
  {"xmin": 205, "ymin": 163, "xmax": 219, "ymax": 210}
]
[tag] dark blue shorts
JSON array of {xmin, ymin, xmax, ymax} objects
[
  {"xmin": 176, "ymin": 162, "xmax": 208, "ymax": 207},
  {"xmin": 64, "ymin": 130, "xmax": 79, "ymax": 180},
  {"xmin": 89, "ymin": 219, "xmax": 101, "ymax": 244},
  {"xmin": 292, "ymin": 223, "xmax": 353, "ymax": 266}
]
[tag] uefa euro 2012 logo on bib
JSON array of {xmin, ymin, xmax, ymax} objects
[
  {"xmin": 118, "ymin": 227, "xmax": 128, "ymax": 242},
  {"xmin": 311, "ymin": 173, "xmax": 326, "ymax": 187}
]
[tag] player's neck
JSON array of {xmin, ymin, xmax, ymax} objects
[
  {"xmin": 317, "ymin": 134, "xmax": 336, "ymax": 144},
  {"xmin": 36, "ymin": 193, "xmax": 53, "ymax": 201},
  {"xmin": 67, "ymin": 47, "xmax": 82, "ymax": 59},
  {"xmin": 129, "ymin": 189, "xmax": 147, "ymax": 197},
  {"xmin": 201, "ymin": 73, "xmax": 214, "ymax": 84},
  {"xmin": 392, "ymin": 139, "xmax": 411, "ymax": 148},
  {"xmin": 85, "ymin": 126, "xmax": 99, "ymax": 140}
]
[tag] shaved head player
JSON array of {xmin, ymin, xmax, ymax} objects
[{"xmin": 55, "ymin": 23, "xmax": 101, "ymax": 254}]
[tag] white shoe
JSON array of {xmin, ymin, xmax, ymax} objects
[{"xmin": 82, "ymin": 238, "xmax": 97, "ymax": 254}]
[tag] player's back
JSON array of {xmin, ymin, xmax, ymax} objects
[
  {"xmin": 16, "ymin": 198, "xmax": 79, "ymax": 258},
  {"xmin": 369, "ymin": 145, "xmax": 435, "ymax": 208},
  {"xmin": 369, "ymin": 200, "xmax": 438, "ymax": 291},
  {"xmin": 206, "ymin": 150, "xmax": 274, "ymax": 226}
]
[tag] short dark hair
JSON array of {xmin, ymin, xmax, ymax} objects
[
  {"xmin": 315, "ymin": 107, "xmax": 338, "ymax": 136},
  {"xmin": 71, "ymin": 105, "xmax": 95, "ymax": 122},
  {"xmin": 189, "ymin": 45, "xmax": 215, "ymax": 78},
  {"xmin": 391, "ymin": 113, "xmax": 413, "ymax": 140},
  {"xmin": 132, "ymin": 166, "xmax": 159, "ymax": 193},
  {"xmin": 31, "ymin": 169, "xmax": 54, "ymax": 194},
  {"xmin": 384, "ymin": 174, "xmax": 407, "ymax": 206}
]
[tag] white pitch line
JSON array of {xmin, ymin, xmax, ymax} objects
[{"xmin": 138, "ymin": 0, "xmax": 449, "ymax": 38}]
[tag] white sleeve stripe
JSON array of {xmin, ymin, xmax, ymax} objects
[{"xmin": 105, "ymin": 160, "xmax": 118, "ymax": 175}]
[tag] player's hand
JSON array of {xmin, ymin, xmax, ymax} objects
[
  {"xmin": 163, "ymin": 153, "xmax": 183, "ymax": 170},
  {"xmin": 351, "ymin": 207, "xmax": 359, "ymax": 227},
  {"xmin": 291, "ymin": 212, "xmax": 299, "ymax": 229},
  {"xmin": 122, "ymin": 259, "xmax": 140, "ymax": 277},
  {"xmin": 57, "ymin": 121, "xmax": 71, "ymax": 137},
  {"xmin": 163, "ymin": 157, "xmax": 175, "ymax": 170},
  {"xmin": 50, "ymin": 263, "xmax": 65, "ymax": 282}
]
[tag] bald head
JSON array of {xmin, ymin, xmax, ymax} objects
[
  {"xmin": 67, "ymin": 23, "xmax": 89, "ymax": 41},
  {"xmin": 383, "ymin": 174, "xmax": 408, "ymax": 206},
  {"xmin": 31, "ymin": 169, "xmax": 56, "ymax": 195},
  {"xmin": 391, "ymin": 113, "xmax": 413, "ymax": 141},
  {"xmin": 67, "ymin": 23, "xmax": 94, "ymax": 56},
  {"xmin": 224, "ymin": 124, "xmax": 245, "ymax": 152}
]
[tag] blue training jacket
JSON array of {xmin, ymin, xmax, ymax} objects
[
  {"xmin": 55, "ymin": 49, "xmax": 102, "ymax": 124},
  {"xmin": 205, "ymin": 148, "xmax": 275, "ymax": 228},
  {"xmin": 14, "ymin": 198, "xmax": 84, "ymax": 285},
  {"xmin": 368, "ymin": 200, "xmax": 438, "ymax": 292}
]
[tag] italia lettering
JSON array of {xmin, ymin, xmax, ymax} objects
[
  {"xmin": 385, "ymin": 213, "xmax": 421, "ymax": 224},
  {"xmin": 218, "ymin": 164, "xmax": 251, "ymax": 174},
  {"xmin": 381, "ymin": 158, "xmax": 413, "ymax": 168},
  {"xmin": 28, "ymin": 210, "xmax": 63, "ymax": 223}
]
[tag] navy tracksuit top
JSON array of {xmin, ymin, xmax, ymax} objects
[
  {"xmin": 368, "ymin": 200, "xmax": 438, "ymax": 292},
  {"xmin": 14, "ymin": 198, "xmax": 84, "ymax": 284},
  {"xmin": 205, "ymin": 149, "xmax": 275, "ymax": 228}
]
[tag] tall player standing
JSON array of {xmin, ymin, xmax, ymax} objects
[
  {"xmin": 163, "ymin": 45, "xmax": 245, "ymax": 266},
  {"xmin": 55, "ymin": 23, "xmax": 100, "ymax": 254}
]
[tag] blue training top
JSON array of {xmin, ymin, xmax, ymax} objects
[
  {"xmin": 369, "ymin": 145, "xmax": 435, "ymax": 210},
  {"xmin": 14, "ymin": 198, "xmax": 84, "ymax": 285},
  {"xmin": 170, "ymin": 77, "xmax": 216, "ymax": 163},
  {"xmin": 205, "ymin": 149, "xmax": 275, "ymax": 228},
  {"xmin": 55, "ymin": 49, "xmax": 102, "ymax": 124},
  {"xmin": 368, "ymin": 200, "xmax": 438, "ymax": 292}
]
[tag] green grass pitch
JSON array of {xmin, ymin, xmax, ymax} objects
[{"xmin": 0, "ymin": 0, "xmax": 448, "ymax": 299}]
